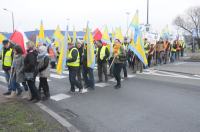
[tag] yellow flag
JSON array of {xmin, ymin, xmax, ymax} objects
[
  {"xmin": 115, "ymin": 27, "xmax": 124, "ymax": 42},
  {"xmin": 37, "ymin": 21, "xmax": 45, "ymax": 47},
  {"xmin": 102, "ymin": 26, "xmax": 111, "ymax": 44},
  {"xmin": 53, "ymin": 25, "xmax": 64, "ymax": 48},
  {"xmin": 0, "ymin": 33, "xmax": 6, "ymax": 44},
  {"xmin": 72, "ymin": 26, "xmax": 77, "ymax": 45}
]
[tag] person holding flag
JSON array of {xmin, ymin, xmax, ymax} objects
[
  {"xmin": 67, "ymin": 42, "xmax": 83, "ymax": 93},
  {"xmin": 113, "ymin": 39, "xmax": 126, "ymax": 89}
]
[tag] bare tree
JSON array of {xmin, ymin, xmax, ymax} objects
[{"xmin": 173, "ymin": 6, "xmax": 200, "ymax": 50}]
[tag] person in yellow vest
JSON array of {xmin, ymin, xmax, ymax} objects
[
  {"xmin": 180, "ymin": 40, "xmax": 185, "ymax": 57},
  {"xmin": 171, "ymin": 41, "xmax": 177, "ymax": 63},
  {"xmin": 144, "ymin": 38, "xmax": 150, "ymax": 67},
  {"xmin": 113, "ymin": 39, "xmax": 126, "ymax": 89},
  {"xmin": 2, "ymin": 40, "xmax": 14, "ymax": 95},
  {"xmin": 176, "ymin": 40, "xmax": 181, "ymax": 60},
  {"xmin": 96, "ymin": 40, "xmax": 110, "ymax": 82},
  {"xmin": 163, "ymin": 40, "xmax": 170, "ymax": 64},
  {"xmin": 122, "ymin": 38, "xmax": 128, "ymax": 78},
  {"xmin": 67, "ymin": 42, "xmax": 83, "ymax": 93}
]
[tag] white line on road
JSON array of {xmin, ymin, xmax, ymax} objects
[
  {"xmin": 36, "ymin": 102, "xmax": 80, "ymax": 132},
  {"xmin": 95, "ymin": 82, "xmax": 110, "ymax": 87},
  {"xmin": 50, "ymin": 74, "xmax": 67, "ymax": 79},
  {"xmin": 141, "ymin": 72, "xmax": 200, "ymax": 80},
  {"xmin": 50, "ymin": 93, "xmax": 71, "ymax": 101},
  {"xmin": 174, "ymin": 62, "xmax": 187, "ymax": 65},
  {"xmin": 194, "ymin": 75, "xmax": 200, "ymax": 78}
]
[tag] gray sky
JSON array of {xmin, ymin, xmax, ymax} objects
[{"xmin": 0, "ymin": 0, "xmax": 199, "ymax": 33}]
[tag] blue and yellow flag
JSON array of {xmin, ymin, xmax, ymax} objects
[
  {"xmin": 53, "ymin": 25, "xmax": 64, "ymax": 48},
  {"xmin": 102, "ymin": 26, "xmax": 113, "ymax": 58},
  {"xmin": 85, "ymin": 22, "xmax": 95, "ymax": 69},
  {"xmin": 36, "ymin": 21, "xmax": 45, "ymax": 47},
  {"xmin": 0, "ymin": 33, "xmax": 6, "ymax": 52},
  {"xmin": 73, "ymin": 26, "xmax": 77, "ymax": 46},
  {"xmin": 128, "ymin": 11, "xmax": 148, "ymax": 66},
  {"xmin": 56, "ymin": 26, "xmax": 68, "ymax": 74},
  {"xmin": 161, "ymin": 25, "xmax": 170, "ymax": 40}
]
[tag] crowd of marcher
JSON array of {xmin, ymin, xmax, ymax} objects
[{"xmin": 1, "ymin": 37, "xmax": 185, "ymax": 103}]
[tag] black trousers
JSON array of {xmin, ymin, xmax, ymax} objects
[
  {"xmin": 97, "ymin": 62, "xmax": 108, "ymax": 81},
  {"xmin": 39, "ymin": 77, "xmax": 50, "ymax": 97},
  {"xmin": 69, "ymin": 67, "xmax": 82, "ymax": 92},
  {"xmin": 113, "ymin": 63, "xmax": 123, "ymax": 86},
  {"xmin": 122, "ymin": 61, "xmax": 127, "ymax": 78},
  {"xmin": 27, "ymin": 79, "xmax": 40, "ymax": 100},
  {"xmin": 77, "ymin": 66, "xmax": 82, "ymax": 85}
]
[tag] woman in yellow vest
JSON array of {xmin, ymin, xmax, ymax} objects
[{"xmin": 67, "ymin": 42, "xmax": 83, "ymax": 93}]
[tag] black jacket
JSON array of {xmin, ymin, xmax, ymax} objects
[
  {"xmin": 67, "ymin": 47, "xmax": 78, "ymax": 63},
  {"xmin": 24, "ymin": 49, "xmax": 38, "ymax": 73}
]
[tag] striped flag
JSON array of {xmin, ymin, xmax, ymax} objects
[{"xmin": 56, "ymin": 26, "xmax": 69, "ymax": 74}]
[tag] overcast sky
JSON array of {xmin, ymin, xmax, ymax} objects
[{"xmin": 0, "ymin": 0, "xmax": 199, "ymax": 33}]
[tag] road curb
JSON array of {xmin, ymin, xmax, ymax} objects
[{"xmin": 36, "ymin": 102, "xmax": 80, "ymax": 132}]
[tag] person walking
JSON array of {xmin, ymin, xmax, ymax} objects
[
  {"xmin": 113, "ymin": 39, "xmax": 126, "ymax": 89},
  {"xmin": 6, "ymin": 45, "xmax": 28, "ymax": 98},
  {"xmin": 67, "ymin": 43, "xmax": 83, "ymax": 93},
  {"xmin": 37, "ymin": 45, "xmax": 50, "ymax": 100},
  {"xmin": 24, "ymin": 41, "xmax": 40, "ymax": 103},
  {"xmin": 96, "ymin": 40, "xmax": 109, "ymax": 82},
  {"xmin": 82, "ymin": 44, "xmax": 95, "ymax": 90},
  {"xmin": 2, "ymin": 40, "xmax": 14, "ymax": 95}
]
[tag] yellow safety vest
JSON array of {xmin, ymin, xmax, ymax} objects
[
  {"xmin": 67, "ymin": 48, "xmax": 80, "ymax": 67},
  {"xmin": 2, "ymin": 48, "xmax": 13, "ymax": 67},
  {"xmin": 100, "ymin": 46, "xmax": 107, "ymax": 60},
  {"xmin": 144, "ymin": 43, "xmax": 150, "ymax": 54},
  {"xmin": 171, "ymin": 47, "xmax": 176, "ymax": 52}
]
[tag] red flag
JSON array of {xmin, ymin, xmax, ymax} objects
[
  {"xmin": 93, "ymin": 28, "xmax": 102, "ymax": 41},
  {"xmin": 10, "ymin": 30, "xmax": 26, "ymax": 54}
]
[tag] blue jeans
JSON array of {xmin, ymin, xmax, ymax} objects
[
  {"xmin": 171, "ymin": 52, "xmax": 176, "ymax": 63},
  {"xmin": 82, "ymin": 65, "xmax": 95, "ymax": 89},
  {"xmin": 11, "ymin": 75, "xmax": 22, "ymax": 92},
  {"xmin": 4, "ymin": 70, "xmax": 12, "ymax": 92}
]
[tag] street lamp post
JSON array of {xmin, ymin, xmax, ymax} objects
[
  {"xmin": 3, "ymin": 8, "xmax": 15, "ymax": 33},
  {"xmin": 145, "ymin": 0, "xmax": 150, "ymax": 32}
]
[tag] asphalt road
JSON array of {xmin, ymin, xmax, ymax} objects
[{"xmin": 1, "ymin": 61, "xmax": 200, "ymax": 132}]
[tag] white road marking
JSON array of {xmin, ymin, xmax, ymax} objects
[
  {"xmin": 50, "ymin": 69, "xmax": 69, "ymax": 75},
  {"xmin": 50, "ymin": 93, "xmax": 71, "ymax": 101},
  {"xmin": 109, "ymin": 78, "xmax": 124, "ymax": 82},
  {"xmin": 141, "ymin": 72, "xmax": 200, "ymax": 80},
  {"xmin": 0, "ymin": 76, "xmax": 7, "ymax": 83},
  {"xmin": 174, "ymin": 62, "xmax": 186, "ymax": 65},
  {"xmin": 36, "ymin": 102, "xmax": 80, "ymax": 132},
  {"xmin": 127, "ymin": 75, "xmax": 136, "ymax": 78},
  {"xmin": 50, "ymin": 74, "xmax": 67, "ymax": 79},
  {"xmin": 95, "ymin": 82, "xmax": 110, "ymax": 87},
  {"xmin": 194, "ymin": 75, "xmax": 200, "ymax": 78}
]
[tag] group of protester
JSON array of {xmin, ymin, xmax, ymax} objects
[
  {"xmin": 2, "ymin": 40, "xmax": 50, "ymax": 103},
  {"xmin": 1, "ymin": 36, "xmax": 185, "ymax": 103}
]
